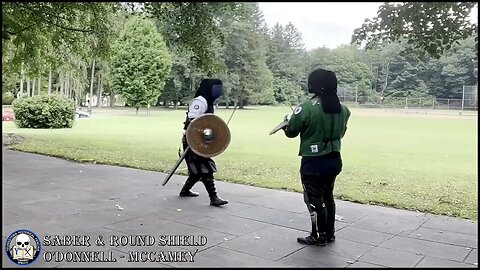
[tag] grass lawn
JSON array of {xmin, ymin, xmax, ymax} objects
[{"xmin": 2, "ymin": 106, "xmax": 478, "ymax": 220}]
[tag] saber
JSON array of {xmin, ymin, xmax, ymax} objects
[
  {"xmin": 269, "ymin": 88, "xmax": 295, "ymax": 135},
  {"xmin": 162, "ymin": 146, "xmax": 190, "ymax": 186},
  {"xmin": 269, "ymin": 121, "xmax": 288, "ymax": 135},
  {"xmin": 226, "ymin": 101, "xmax": 237, "ymax": 125},
  {"xmin": 279, "ymin": 88, "xmax": 295, "ymax": 112},
  {"xmin": 162, "ymin": 101, "xmax": 237, "ymax": 187}
]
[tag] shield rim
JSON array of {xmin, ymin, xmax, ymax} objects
[{"xmin": 185, "ymin": 113, "xmax": 231, "ymax": 158}]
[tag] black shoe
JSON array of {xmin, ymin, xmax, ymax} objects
[
  {"xmin": 179, "ymin": 190, "xmax": 199, "ymax": 197},
  {"xmin": 210, "ymin": 196, "xmax": 228, "ymax": 206},
  {"xmin": 297, "ymin": 235, "xmax": 326, "ymax": 246},
  {"xmin": 180, "ymin": 177, "xmax": 200, "ymax": 197},
  {"xmin": 326, "ymin": 235, "xmax": 335, "ymax": 243}
]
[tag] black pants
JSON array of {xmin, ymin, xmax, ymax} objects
[
  {"xmin": 300, "ymin": 153, "xmax": 342, "ymax": 238},
  {"xmin": 182, "ymin": 173, "xmax": 219, "ymax": 198},
  {"xmin": 301, "ymin": 174, "xmax": 337, "ymax": 237}
]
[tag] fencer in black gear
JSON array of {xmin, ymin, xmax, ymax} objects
[{"xmin": 179, "ymin": 78, "xmax": 228, "ymax": 207}]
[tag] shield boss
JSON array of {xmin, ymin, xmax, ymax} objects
[{"xmin": 186, "ymin": 113, "xmax": 231, "ymax": 157}]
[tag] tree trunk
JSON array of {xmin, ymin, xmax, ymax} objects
[
  {"xmin": 136, "ymin": 106, "xmax": 139, "ymax": 115},
  {"xmin": 381, "ymin": 60, "xmax": 390, "ymax": 108},
  {"xmin": 48, "ymin": 69, "xmax": 52, "ymax": 94},
  {"xmin": 71, "ymin": 78, "xmax": 75, "ymax": 102},
  {"xmin": 190, "ymin": 68, "xmax": 195, "ymax": 95},
  {"xmin": 20, "ymin": 64, "xmax": 24, "ymax": 96},
  {"xmin": 68, "ymin": 75, "xmax": 72, "ymax": 99},
  {"xmin": 89, "ymin": 59, "xmax": 96, "ymax": 109},
  {"xmin": 97, "ymin": 72, "xmax": 102, "ymax": 108},
  {"xmin": 38, "ymin": 74, "xmax": 41, "ymax": 95},
  {"xmin": 19, "ymin": 78, "xmax": 23, "ymax": 97},
  {"xmin": 66, "ymin": 73, "xmax": 70, "ymax": 98},
  {"xmin": 239, "ymin": 97, "xmax": 244, "ymax": 109},
  {"xmin": 110, "ymin": 91, "xmax": 115, "ymax": 108},
  {"xmin": 173, "ymin": 80, "xmax": 178, "ymax": 110},
  {"xmin": 26, "ymin": 78, "xmax": 30, "ymax": 96},
  {"xmin": 32, "ymin": 79, "xmax": 35, "ymax": 96},
  {"xmin": 73, "ymin": 78, "xmax": 78, "ymax": 106},
  {"xmin": 70, "ymin": 76, "xmax": 74, "ymax": 99},
  {"xmin": 59, "ymin": 72, "xmax": 64, "ymax": 96},
  {"xmin": 68, "ymin": 75, "xmax": 71, "ymax": 98},
  {"xmin": 65, "ymin": 74, "xmax": 68, "ymax": 97}
]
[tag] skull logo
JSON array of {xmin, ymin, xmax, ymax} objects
[
  {"xmin": 15, "ymin": 234, "xmax": 30, "ymax": 250},
  {"xmin": 6, "ymin": 230, "xmax": 40, "ymax": 265}
]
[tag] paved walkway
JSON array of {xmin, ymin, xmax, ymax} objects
[{"xmin": 2, "ymin": 149, "xmax": 477, "ymax": 268}]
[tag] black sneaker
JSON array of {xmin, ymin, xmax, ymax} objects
[
  {"xmin": 297, "ymin": 235, "xmax": 326, "ymax": 246},
  {"xmin": 210, "ymin": 196, "xmax": 228, "ymax": 206},
  {"xmin": 327, "ymin": 235, "xmax": 336, "ymax": 243},
  {"xmin": 179, "ymin": 190, "xmax": 199, "ymax": 197}
]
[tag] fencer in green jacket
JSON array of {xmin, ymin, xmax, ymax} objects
[{"xmin": 283, "ymin": 68, "xmax": 351, "ymax": 246}]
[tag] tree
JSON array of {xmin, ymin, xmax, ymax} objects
[
  {"xmin": 154, "ymin": 12, "xmax": 218, "ymax": 108},
  {"xmin": 108, "ymin": 16, "xmax": 172, "ymax": 114},
  {"xmin": 266, "ymin": 22, "xmax": 308, "ymax": 104},
  {"xmin": 145, "ymin": 2, "xmax": 243, "ymax": 73},
  {"xmin": 2, "ymin": 2, "xmax": 117, "ymax": 74},
  {"xmin": 156, "ymin": 47, "xmax": 198, "ymax": 108},
  {"xmin": 436, "ymin": 35, "xmax": 477, "ymax": 98},
  {"xmin": 387, "ymin": 55, "xmax": 429, "ymax": 98},
  {"xmin": 307, "ymin": 45, "xmax": 373, "ymax": 100},
  {"xmin": 352, "ymin": 2, "xmax": 478, "ymax": 58},
  {"xmin": 219, "ymin": 3, "xmax": 274, "ymax": 108}
]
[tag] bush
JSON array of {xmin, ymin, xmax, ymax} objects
[
  {"xmin": 12, "ymin": 94, "xmax": 75, "ymax": 129},
  {"xmin": 2, "ymin": 92, "xmax": 15, "ymax": 105}
]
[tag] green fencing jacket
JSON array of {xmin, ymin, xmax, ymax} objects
[{"xmin": 284, "ymin": 96, "xmax": 351, "ymax": 157}]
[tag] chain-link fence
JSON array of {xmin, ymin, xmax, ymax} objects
[{"xmin": 337, "ymin": 84, "xmax": 478, "ymax": 112}]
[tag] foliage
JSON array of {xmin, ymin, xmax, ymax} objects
[
  {"xmin": 218, "ymin": 3, "xmax": 275, "ymax": 108},
  {"xmin": 12, "ymin": 94, "xmax": 75, "ymax": 128},
  {"xmin": 308, "ymin": 45, "xmax": 374, "ymax": 98},
  {"xmin": 352, "ymin": 2, "xmax": 478, "ymax": 58},
  {"xmin": 108, "ymin": 15, "xmax": 172, "ymax": 113},
  {"xmin": 1, "ymin": 2, "xmax": 477, "ymax": 110},
  {"xmin": 2, "ymin": 92, "xmax": 15, "ymax": 105},
  {"xmin": 2, "ymin": 2, "xmax": 118, "ymax": 75},
  {"xmin": 266, "ymin": 22, "xmax": 308, "ymax": 104},
  {"xmin": 145, "ymin": 2, "xmax": 243, "ymax": 73}
]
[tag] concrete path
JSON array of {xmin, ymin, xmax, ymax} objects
[{"xmin": 2, "ymin": 149, "xmax": 477, "ymax": 268}]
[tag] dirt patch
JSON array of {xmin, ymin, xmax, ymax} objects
[{"xmin": 2, "ymin": 133, "xmax": 25, "ymax": 147}]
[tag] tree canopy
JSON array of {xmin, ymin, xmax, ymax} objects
[
  {"xmin": 108, "ymin": 16, "xmax": 171, "ymax": 113},
  {"xmin": 352, "ymin": 2, "xmax": 478, "ymax": 58}
]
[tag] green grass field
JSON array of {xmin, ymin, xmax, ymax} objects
[{"xmin": 2, "ymin": 106, "xmax": 478, "ymax": 220}]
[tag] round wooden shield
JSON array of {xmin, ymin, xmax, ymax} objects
[{"xmin": 186, "ymin": 114, "xmax": 231, "ymax": 158}]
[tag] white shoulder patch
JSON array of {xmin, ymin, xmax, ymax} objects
[{"xmin": 188, "ymin": 97, "xmax": 207, "ymax": 119}]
